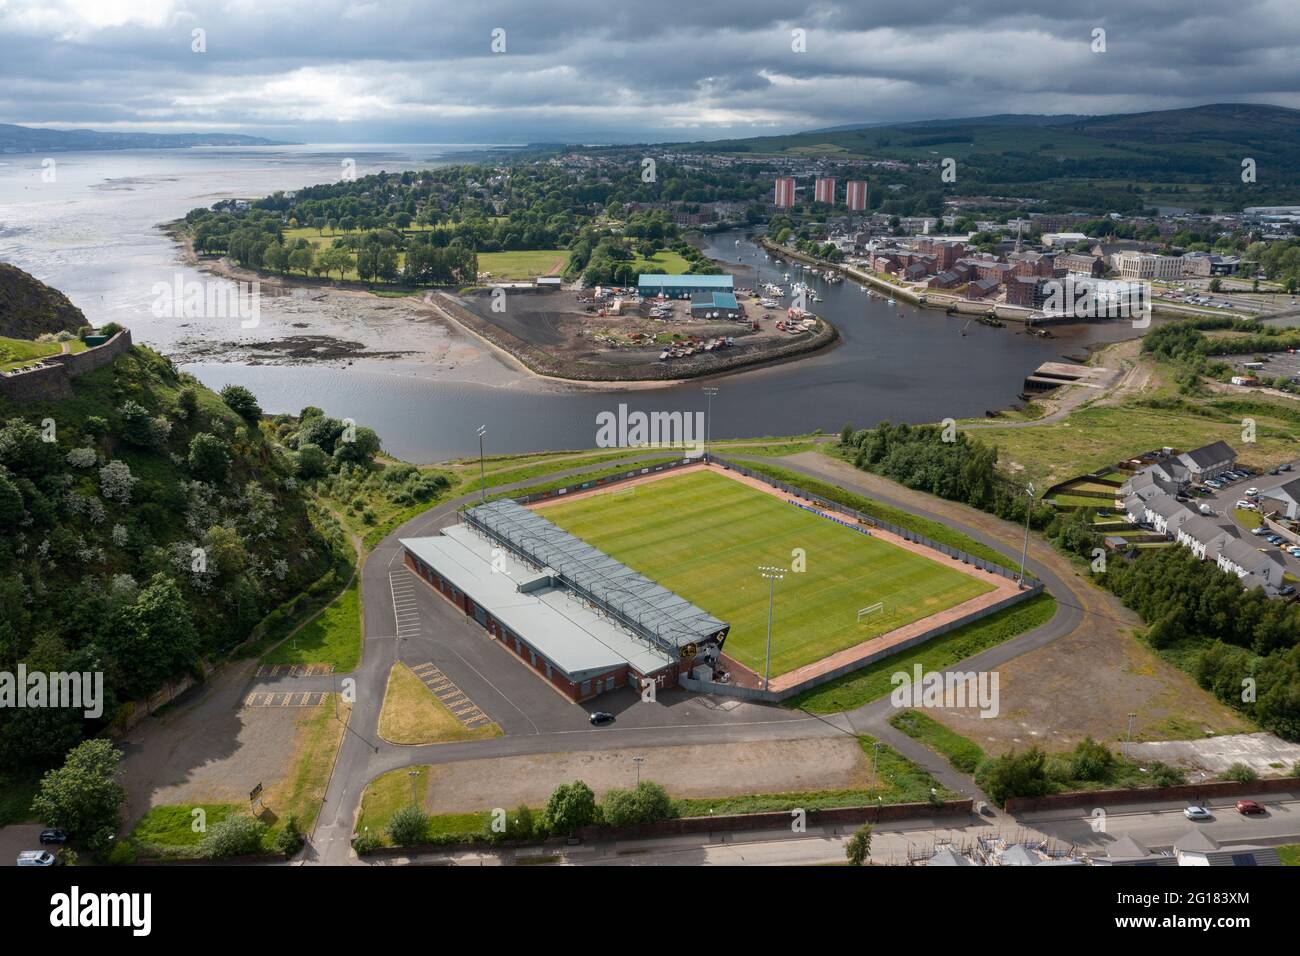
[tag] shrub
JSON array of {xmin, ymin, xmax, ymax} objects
[
  {"xmin": 272, "ymin": 816, "xmax": 305, "ymax": 857},
  {"xmin": 975, "ymin": 748, "xmax": 1053, "ymax": 805},
  {"xmin": 1220, "ymin": 762, "xmax": 1259, "ymax": 783},
  {"xmin": 200, "ymin": 814, "xmax": 267, "ymax": 859},
  {"xmin": 600, "ymin": 781, "xmax": 674, "ymax": 827},
  {"xmin": 387, "ymin": 804, "xmax": 429, "ymax": 846},
  {"xmin": 352, "ymin": 830, "xmax": 381, "ymax": 855}
]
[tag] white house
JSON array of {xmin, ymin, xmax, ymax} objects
[
  {"xmin": 1260, "ymin": 478, "xmax": 1300, "ymax": 520},
  {"xmin": 1175, "ymin": 441, "xmax": 1237, "ymax": 483},
  {"xmin": 1176, "ymin": 515, "xmax": 1238, "ymax": 560},
  {"xmin": 1174, "ymin": 829, "xmax": 1282, "ymax": 866},
  {"xmin": 1216, "ymin": 538, "xmax": 1286, "ymax": 588},
  {"xmin": 1142, "ymin": 494, "xmax": 1196, "ymax": 536}
]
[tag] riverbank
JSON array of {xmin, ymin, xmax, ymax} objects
[{"xmin": 170, "ymin": 222, "xmax": 841, "ymax": 384}]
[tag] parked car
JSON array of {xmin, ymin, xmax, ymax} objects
[
  {"xmin": 1236, "ymin": 500, "xmax": 1255, "ymax": 510},
  {"xmin": 1283, "ymin": 464, "xmax": 1293, "ymax": 472},
  {"xmin": 589, "ymin": 711, "xmax": 615, "ymax": 726},
  {"xmin": 1279, "ymin": 584, "xmax": 1296, "ymax": 596},
  {"xmin": 1236, "ymin": 799, "xmax": 1266, "ymax": 815},
  {"xmin": 1183, "ymin": 805, "xmax": 1213, "ymax": 821},
  {"xmin": 1289, "ymin": 547, "xmax": 1300, "ymax": 558},
  {"xmin": 38, "ymin": 829, "xmax": 67, "ymax": 845},
  {"xmin": 1246, "ymin": 487, "xmax": 1260, "ymax": 497},
  {"xmin": 1252, "ymin": 526, "xmax": 1269, "ymax": 536},
  {"xmin": 16, "ymin": 850, "xmax": 56, "ymax": 866}
]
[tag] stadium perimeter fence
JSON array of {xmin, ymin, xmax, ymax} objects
[
  {"xmin": 508, "ymin": 452, "xmax": 1037, "ymax": 587},
  {"xmin": 711, "ymin": 456, "xmax": 1039, "ymax": 586}
]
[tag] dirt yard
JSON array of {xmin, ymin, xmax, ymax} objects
[
  {"xmin": 117, "ymin": 661, "xmax": 323, "ymax": 828},
  {"xmin": 927, "ymin": 603, "xmax": 1253, "ymax": 753},
  {"xmin": 454, "ymin": 287, "xmax": 811, "ymax": 367},
  {"xmin": 421, "ymin": 738, "xmax": 869, "ymax": 813}
]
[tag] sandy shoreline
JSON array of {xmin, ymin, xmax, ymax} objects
[{"xmin": 166, "ymin": 222, "xmax": 839, "ymax": 391}]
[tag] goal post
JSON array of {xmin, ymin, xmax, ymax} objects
[{"xmin": 856, "ymin": 601, "xmax": 884, "ymax": 623}]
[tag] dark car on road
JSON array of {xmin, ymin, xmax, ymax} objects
[
  {"xmin": 39, "ymin": 829, "xmax": 68, "ymax": 845},
  {"xmin": 589, "ymin": 711, "xmax": 615, "ymax": 726},
  {"xmin": 1236, "ymin": 799, "xmax": 1266, "ymax": 815}
]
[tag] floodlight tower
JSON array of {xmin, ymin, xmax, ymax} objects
[
  {"xmin": 477, "ymin": 424, "xmax": 487, "ymax": 501},
  {"xmin": 758, "ymin": 565, "xmax": 784, "ymax": 690}
]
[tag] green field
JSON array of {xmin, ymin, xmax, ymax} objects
[
  {"xmin": 541, "ymin": 470, "xmax": 994, "ymax": 677},
  {"xmin": 631, "ymin": 249, "xmax": 692, "ymax": 274},
  {"xmin": 0, "ymin": 335, "xmax": 81, "ymax": 372},
  {"xmin": 477, "ymin": 249, "xmax": 569, "ymax": 280}
]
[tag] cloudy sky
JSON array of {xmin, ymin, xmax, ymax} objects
[{"xmin": 1, "ymin": 0, "xmax": 1298, "ymax": 144}]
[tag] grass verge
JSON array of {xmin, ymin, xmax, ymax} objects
[
  {"xmin": 788, "ymin": 591, "xmax": 1056, "ymax": 713},
  {"xmin": 377, "ymin": 662, "xmax": 502, "ymax": 745}
]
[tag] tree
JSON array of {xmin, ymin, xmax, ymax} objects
[
  {"xmin": 118, "ymin": 400, "xmax": 158, "ymax": 448},
  {"xmin": 599, "ymin": 781, "xmax": 673, "ymax": 827},
  {"xmin": 387, "ymin": 804, "xmax": 429, "ymax": 845},
  {"xmin": 30, "ymin": 739, "xmax": 126, "ymax": 840},
  {"xmin": 542, "ymin": 780, "xmax": 599, "ymax": 835},
  {"xmin": 188, "ymin": 432, "xmax": 231, "ymax": 482},
  {"xmin": 109, "ymin": 573, "xmax": 202, "ymax": 698},
  {"xmin": 974, "ymin": 747, "xmax": 1052, "ymax": 805},
  {"xmin": 333, "ymin": 425, "xmax": 382, "ymax": 465},
  {"xmin": 845, "ymin": 823, "xmax": 872, "ymax": 866},
  {"xmin": 220, "ymin": 384, "xmax": 262, "ymax": 422},
  {"xmin": 295, "ymin": 442, "xmax": 330, "ymax": 479}
]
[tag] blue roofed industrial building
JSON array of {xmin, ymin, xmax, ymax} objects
[
  {"xmin": 638, "ymin": 273, "xmax": 734, "ymax": 298},
  {"xmin": 690, "ymin": 291, "xmax": 740, "ymax": 317}
]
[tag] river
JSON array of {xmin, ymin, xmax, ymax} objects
[{"xmin": 0, "ymin": 145, "xmax": 1146, "ymax": 461}]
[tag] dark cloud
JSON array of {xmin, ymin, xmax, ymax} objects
[{"xmin": 0, "ymin": 0, "xmax": 1296, "ymax": 143}]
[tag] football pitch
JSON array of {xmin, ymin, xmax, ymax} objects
[{"xmin": 539, "ymin": 470, "xmax": 995, "ymax": 677}]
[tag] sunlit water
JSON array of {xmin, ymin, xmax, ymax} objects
[{"xmin": 0, "ymin": 147, "xmax": 1143, "ymax": 461}]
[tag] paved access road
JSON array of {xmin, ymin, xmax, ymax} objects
[{"xmin": 214, "ymin": 438, "xmax": 1230, "ymax": 866}]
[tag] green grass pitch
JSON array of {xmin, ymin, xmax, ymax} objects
[{"xmin": 540, "ymin": 470, "xmax": 994, "ymax": 677}]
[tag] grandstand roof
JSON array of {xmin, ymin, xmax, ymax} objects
[{"xmin": 462, "ymin": 498, "xmax": 728, "ymax": 652}]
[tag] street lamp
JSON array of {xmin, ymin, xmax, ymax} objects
[
  {"xmin": 476, "ymin": 425, "xmax": 487, "ymax": 501},
  {"xmin": 1017, "ymin": 482, "xmax": 1036, "ymax": 587},
  {"xmin": 758, "ymin": 565, "xmax": 784, "ymax": 690},
  {"xmin": 871, "ymin": 741, "xmax": 882, "ymax": 793},
  {"xmin": 1126, "ymin": 713, "xmax": 1137, "ymax": 743},
  {"xmin": 702, "ymin": 386, "xmax": 719, "ymax": 460},
  {"xmin": 632, "ymin": 755, "xmax": 645, "ymax": 786},
  {"xmin": 408, "ymin": 769, "xmax": 420, "ymax": 807}
]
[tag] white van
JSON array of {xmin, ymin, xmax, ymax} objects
[{"xmin": 16, "ymin": 850, "xmax": 56, "ymax": 866}]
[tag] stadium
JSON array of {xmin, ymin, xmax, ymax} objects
[{"xmin": 401, "ymin": 460, "xmax": 1032, "ymax": 703}]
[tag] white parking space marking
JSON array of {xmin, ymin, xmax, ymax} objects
[{"xmin": 390, "ymin": 568, "xmax": 422, "ymax": 640}]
